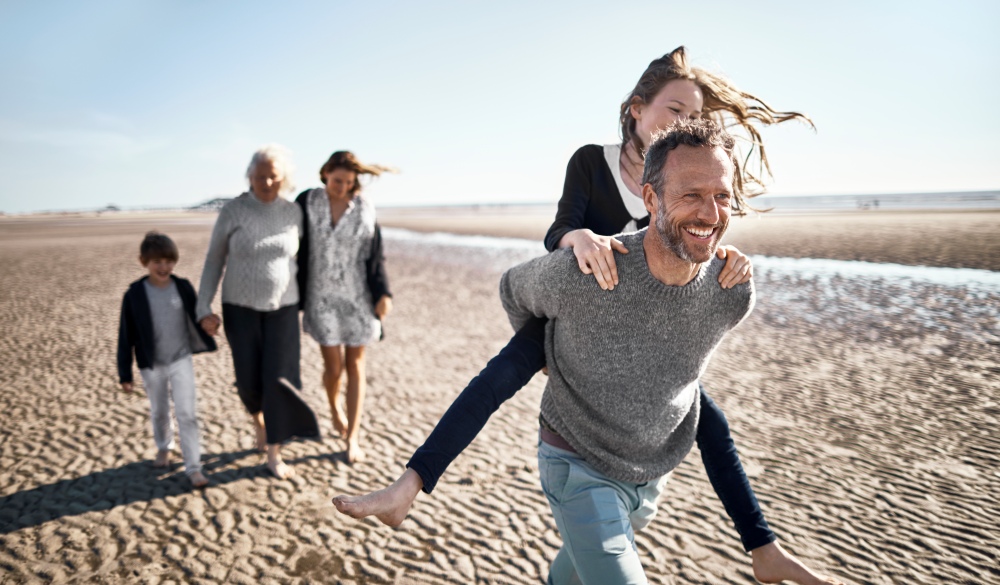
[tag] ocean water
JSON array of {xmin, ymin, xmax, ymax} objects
[
  {"xmin": 749, "ymin": 190, "xmax": 1000, "ymax": 213},
  {"xmin": 383, "ymin": 228, "xmax": 1000, "ymax": 346}
]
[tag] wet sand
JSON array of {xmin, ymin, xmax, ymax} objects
[
  {"xmin": 379, "ymin": 206, "xmax": 1000, "ymax": 271},
  {"xmin": 0, "ymin": 211, "xmax": 997, "ymax": 584}
]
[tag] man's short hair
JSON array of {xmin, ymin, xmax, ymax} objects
[
  {"xmin": 641, "ymin": 119, "xmax": 747, "ymax": 214},
  {"xmin": 139, "ymin": 231, "xmax": 179, "ymax": 263}
]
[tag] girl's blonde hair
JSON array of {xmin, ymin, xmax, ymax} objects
[{"xmin": 620, "ymin": 46, "xmax": 814, "ymax": 210}]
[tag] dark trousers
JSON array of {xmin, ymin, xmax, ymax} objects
[
  {"xmin": 407, "ymin": 317, "xmax": 776, "ymax": 552},
  {"xmin": 223, "ymin": 303, "xmax": 320, "ymax": 445}
]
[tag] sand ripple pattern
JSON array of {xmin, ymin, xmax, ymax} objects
[{"xmin": 0, "ymin": 219, "xmax": 996, "ymax": 584}]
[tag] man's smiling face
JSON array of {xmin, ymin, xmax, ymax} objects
[{"xmin": 650, "ymin": 144, "xmax": 734, "ymax": 264}]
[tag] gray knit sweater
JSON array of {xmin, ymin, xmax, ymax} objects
[
  {"xmin": 196, "ymin": 192, "xmax": 302, "ymax": 320},
  {"xmin": 499, "ymin": 229, "xmax": 755, "ymax": 483}
]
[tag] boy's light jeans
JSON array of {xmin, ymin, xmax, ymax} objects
[
  {"xmin": 538, "ymin": 439, "xmax": 670, "ymax": 585},
  {"xmin": 139, "ymin": 355, "xmax": 202, "ymax": 476}
]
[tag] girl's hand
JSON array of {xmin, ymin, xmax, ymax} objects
[
  {"xmin": 716, "ymin": 245, "xmax": 753, "ymax": 289},
  {"xmin": 375, "ymin": 295, "xmax": 393, "ymax": 320},
  {"xmin": 565, "ymin": 229, "xmax": 629, "ymax": 291}
]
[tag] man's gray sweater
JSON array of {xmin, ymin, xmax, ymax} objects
[{"xmin": 499, "ymin": 229, "xmax": 754, "ymax": 483}]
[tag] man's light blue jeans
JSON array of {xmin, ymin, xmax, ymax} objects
[{"xmin": 538, "ymin": 439, "xmax": 670, "ymax": 585}]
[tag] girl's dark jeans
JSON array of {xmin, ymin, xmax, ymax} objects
[{"xmin": 407, "ymin": 317, "xmax": 776, "ymax": 552}]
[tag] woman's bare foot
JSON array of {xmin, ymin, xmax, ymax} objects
[
  {"xmin": 189, "ymin": 471, "xmax": 209, "ymax": 488},
  {"xmin": 332, "ymin": 403, "xmax": 349, "ymax": 438},
  {"xmin": 751, "ymin": 541, "xmax": 844, "ymax": 585},
  {"xmin": 266, "ymin": 445, "xmax": 295, "ymax": 479},
  {"xmin": 252, "ymin": 412, "xmax": 267, "ymax": 452},
  {"xmin": 346, "ymin": 438, "xmax": 366, "ymax": 464},
  {"xmin": 333, "ymin": 468, "xmax": 423, "ymax": 528},
  {"xmin": 153, "ymin": 449, "xmax": 171, "ymax": 468}
]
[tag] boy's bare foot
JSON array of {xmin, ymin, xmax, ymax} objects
[
  {"xmin": 346, "ymin": 438, "xmax": 366, "ymax": 464},
  {"xmin": 153, "ymin": 450, "xmax": 171, "ymax": 468},
  {"xmin": 266, "ymin": 445, "xmax": 295, "ymax": 479},
  {"xmin": 189, "ymin": 471, "xmax": 209, "ymax": 488},
  {"xmin": 752, "ymin": 541, "xmax": 844, "ymax": 585},
  {"xmin": 332, "ymin": 468, "xmax": 422, "ymax": 528}
]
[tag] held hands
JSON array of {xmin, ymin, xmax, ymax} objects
[
  {"xmin": 375, "ymin": 295, "xmax": 393, "ymax": 320},
  {"xmin": 566, "ymin": 229, "xmax": 629, "ymax": 291},
  {"xmin": 199, "ymin": 314, "xmax": 221, "ymax": 336},
  {"xmin": 716, "ymin": 245, "xmax": 753, "ymax": 289}
]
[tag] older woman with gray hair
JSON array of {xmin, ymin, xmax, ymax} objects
[{"xmin": 196, "ymin": 144, "xmax": 320, "ymax": 479}]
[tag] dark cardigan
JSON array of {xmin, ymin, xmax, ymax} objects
[
  {"xmin": 294, "ymin": 189, "xmax": 392, "ymax": 310},
  {"xmin": 117, "ymin": 275, "xmax": 217, "ymax": 383},
  {"xmin": 543, "ymin": 144, "xmax": 650, "ymax": 252}
]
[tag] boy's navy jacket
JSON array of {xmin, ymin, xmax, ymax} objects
[{"xmin": 117, "ymin": 275, "xmax": 217, "ymax": 383}]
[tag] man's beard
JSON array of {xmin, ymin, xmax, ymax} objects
[{"xmin": 655, "ymin": 199, "xmax": 728, "ymax": 263}]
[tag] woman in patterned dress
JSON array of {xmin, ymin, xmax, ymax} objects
[{"xmin": 296, "ymin": 151, "xmax": 394, "ymax": 463}]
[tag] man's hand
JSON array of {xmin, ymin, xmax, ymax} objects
[
  {"xmin": 375, "ymin": 295, "xmax": 393, "ymax": 320},
  {"xmin": 200, "ymin": 314, "xmax": 221, "ymax": 336},
  {"xmin": 121, "ymin": 382, "xmax": 134, "ymax": 393},
  {"xmin": 716, "ymin": 245, "xmax": 753, "ymax": 289},
  {"xmin": 564, "ymin": 229, "xmax": 629, "ymax": 291}
]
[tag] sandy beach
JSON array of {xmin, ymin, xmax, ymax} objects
[{"xmin": 1, "ymin": 210, "xmax": 998, "ymax": 584}]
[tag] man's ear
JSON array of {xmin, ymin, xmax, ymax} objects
[{"xmin": 642, "ymin": 183, "xmax": 659, "ymax": 217}]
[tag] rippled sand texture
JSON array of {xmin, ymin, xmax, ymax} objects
[{"xmin": 1, "ymin": 212, "xmax": 998, "ymax": 584}]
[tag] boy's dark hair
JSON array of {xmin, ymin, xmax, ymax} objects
[{"xmin": 139, "ymin": 231, "xmax": 179, "ymax": 263}]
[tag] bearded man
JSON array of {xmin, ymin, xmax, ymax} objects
[{"xmin": 497, "ymin": 118, "xmax": 754, "ymax": 583}]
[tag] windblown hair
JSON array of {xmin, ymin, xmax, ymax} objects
[
  {"xmin": 139, "ymin": 231, "xmax": 179, "ymax": 263},
  {"xmin": 319, "ymin": 151, "xmax": 397, "ymax": 197},
  {"xmin": 620, "ymin": 46, "xmax": 813, "ymax": 202},
  {"xmin": 642, "ymin": 119, "xmax": 749, "ymax": 214},
  {"xmin": 245, "ymin": 144, "xmax": 296, "ymax": 196}
]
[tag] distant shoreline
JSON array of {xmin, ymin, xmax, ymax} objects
[{"xmin": 2, "ymin": 208, "xmax": 997, "ymax": 271}]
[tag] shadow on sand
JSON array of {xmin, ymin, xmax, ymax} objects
[{"xmin": 0, "ymin": 448, "xmax": 345, "ymax": 535}]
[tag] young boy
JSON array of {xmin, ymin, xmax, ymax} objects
[{"xmin": 117, "ymin": 231, "xmax": 217, "ymax": 488}]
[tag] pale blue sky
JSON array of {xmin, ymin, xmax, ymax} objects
[{"xmin": 1, "ymin": 0, "xmax": 997, "ymax": 213}]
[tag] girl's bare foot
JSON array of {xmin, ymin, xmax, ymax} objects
[
  {"xmin": 752, "ymin": 541, "xmax": 845, "ymax": 585},
  {"xmin": 266, "ymin": 444, "xmax": 295, "ymax": 479},
  {"xmin": 153, "ymin": 449, "xmax": 171, "ymax": 468},
  {"xmin": 346, "ymin": 438, "xmax": 366, "ymax": 464},
  {"xmin": 189, "ymin": 471, "xmax": 209, "ymax": 488},
  {"xmin": 333, "ymin": 468, "xmax": 422, "ymax": 528}
]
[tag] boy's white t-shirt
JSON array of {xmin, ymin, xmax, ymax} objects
[{"xmin": 143, "ymin": 279, "xmax": 191, "ymax": 366}]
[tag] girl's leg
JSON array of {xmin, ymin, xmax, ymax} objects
[
  {"xmin": 343, "ymin": 345, "xmax": 367, "ymax": 463},
  {"xmin": 407, "ymin": 316, "xmax": 547, "ymax": 492},
  {"xmin": 333, "ymin": 318, "xmax": 547, "ymax": 526},
  {"xmin": 699, "ymin": 388, "xmax": 843, "ymax": 585},
  {"xmin": 697, "ymin": 387, "xmax": 774, "ymax": 551},
  {"xmin": 319, "ymin": 345, "xmax": 348, "ymax": 437}
]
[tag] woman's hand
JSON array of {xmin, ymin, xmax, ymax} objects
[
  {"xmin": 562, "ymin": 229, "xmax": 629, "ymax": 291},
  {"xmin": 716, "ymin": 245, "xmax": 753, "ymax": 289},
  {"xmin": 375, "ymin": 295, "xmax": 393, "ymax": 320},
  {"xmin": 200, "ymin": 314, "xmax": 221, "ymax": 336}
]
